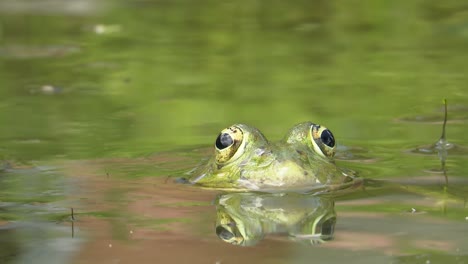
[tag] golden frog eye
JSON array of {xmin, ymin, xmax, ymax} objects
[
  {"xmin": 215, "ymin": 125, "xmax": 244, "ymax": 164},
  {"xmin": 310, "ymin": 124, "xmax": 336, "ymax": 158}
]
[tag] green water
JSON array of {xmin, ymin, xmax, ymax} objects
[{"xmin": 1, "ymin": 0, "xmax": 468, "ymax": 263}]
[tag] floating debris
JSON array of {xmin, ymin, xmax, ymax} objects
[
  {"xmin": 70, "ymin": 208, "xmax": 76, "ymax": 221},
  {"xmin": 28, "ymin": 85, "xmax": 63, "ymax": 95},
  {"xmin": 41, "ymin": 85, "xmax": 62, "ymax": 95},
  {"xmin": 408, "ymin": 99, "xmax": 468, "ymax": 156},
  {"xmin": 93, "ymin": 24, "xmax": 121, "ymax": 35}
]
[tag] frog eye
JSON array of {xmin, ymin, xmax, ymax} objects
[
  {"xmin": 310, "ymin": 124, "xmax": 336, "ymax": 158},
  {"xmin": 215, "ymin": 125, "xmax": 244, "ymax": 164},
  {"xmin": 216, "ymin": 226, "xmax": 243, "ymax": 245}
]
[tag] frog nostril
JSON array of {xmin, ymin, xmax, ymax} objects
[{"xmin": 216, "ymin": 133, "xmax": 233, "ymax": 150}]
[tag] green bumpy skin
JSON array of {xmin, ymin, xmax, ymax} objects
[{"xmin": 189, "ymin": 122, "xmax": 354, "ymax": 192}]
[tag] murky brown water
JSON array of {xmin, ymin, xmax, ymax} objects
[{"xmin": 45, "ymin": 156, "xmax": 465, "ymax": 264}]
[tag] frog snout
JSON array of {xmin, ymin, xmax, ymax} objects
[{"xmin": 275, "ymin": 160, "xmax": 309, "ymax": 180}]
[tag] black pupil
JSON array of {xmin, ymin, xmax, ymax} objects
[
  {"xmin": 216, "ymin": 133, "xmax": 233, "ymax": 149},
  {"xmin": 320, "ymin": 218, "xmax": 336, "ymax": 236},
  {"xmin": 216, "ymin": 226, "xmax": 234, "ymax": 240},
  {"xmin": 321, "ymin": 129, "xmax": 335, "ymax": 147}
]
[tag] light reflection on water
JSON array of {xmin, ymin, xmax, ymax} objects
[{"xmin": 214, "ymin": 192, "xmax": 336, "ymax": 246}]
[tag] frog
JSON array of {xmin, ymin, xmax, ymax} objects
[{"xmin": 188, "ymin": 122, "xmax": 356, "ymax": 192}]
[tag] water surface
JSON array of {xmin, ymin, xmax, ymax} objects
[{"xmin": 1, "ymin": 1, "xmax": 468, "ymax": 263}]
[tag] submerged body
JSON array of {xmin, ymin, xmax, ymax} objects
[{"xmin": 189, "ymin": 122, "xmax": 355, "ymax": 192}]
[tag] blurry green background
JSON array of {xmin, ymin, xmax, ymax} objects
[{"xmin": 1, "ymin": 0, "xmax": 467, "ymax": 164}]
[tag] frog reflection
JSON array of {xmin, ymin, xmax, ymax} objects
[{"xmin": 214, "ymin": 192, "xmax": 336, "ymax": 246}]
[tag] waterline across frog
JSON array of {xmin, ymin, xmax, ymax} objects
[{"xmin": 189, "ymin": 122, "xmax": 355, "ymax": 192}]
